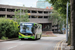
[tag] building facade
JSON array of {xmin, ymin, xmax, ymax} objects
[
  {"xmin": 0, "ymin": 4, "xmax": 59, "ymax": 32},
  {"xmin": 36, "ymin": 0, "xmax": 52, "ymax": 8}
]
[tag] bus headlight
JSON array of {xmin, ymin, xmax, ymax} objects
[{"xmin": 31, "ymin": 34, "xmax": 34, "ymax": 36}]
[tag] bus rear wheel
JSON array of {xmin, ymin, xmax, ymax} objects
[
  {"xmin": 38, "ymin": 35, "xmax": 41, "ymax": 39},
  {"xmin": 35, "ymin": 35, "xmax": 38, "ymax": 40}
]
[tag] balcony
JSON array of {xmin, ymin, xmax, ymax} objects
[
  {"xmin": 0, "ymin": 11, "xmax": 6, "ymax": 14},
  {"xmin": 30, "ymin": 13, "xmax": 49, "ymax": 16},
  {"xmin": 29, "ymin": 18, "xmax": 52, "ymax": 23},
  {"xmin": 52, "ymin": 27, "xmax": 57, "ymax": 29}
]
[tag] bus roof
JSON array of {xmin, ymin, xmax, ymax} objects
[
  {"xmin": 20, "ymin": 22, "xmax": 41, "ymax": 25},
  {"xmin": 20, "ymin": 22, "xmax": 37, "ymax": 23}
]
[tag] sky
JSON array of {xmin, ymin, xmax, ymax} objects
[{"xmin": 0, "ymin": 0, "xmax": 38, "ymax": 7}]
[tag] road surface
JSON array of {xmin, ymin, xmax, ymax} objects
[{"xmin": 0, "ymin": 34, "xmax": 66, "ymax": 50}]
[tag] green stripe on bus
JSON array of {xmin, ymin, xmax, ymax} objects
[{"xmin": 19, "ymin": 35, "xmax": 35, "ymax": 39}]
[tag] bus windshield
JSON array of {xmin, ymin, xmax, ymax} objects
[{"xmin": 20, "ymin": 24, "xmax": 33, "ymax": 33}]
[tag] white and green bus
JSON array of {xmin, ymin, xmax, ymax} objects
[{"xmin": 19, "ymin": 22, "xmax": 42, "ymax": 40}]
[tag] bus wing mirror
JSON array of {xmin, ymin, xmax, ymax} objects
[
  {"xmin": 35, "ymin": 26, "xmax": 37, "ymax": 28},
  {"xmin": 35, "ymin": 25, "xmax": 38, "ymax": 28}
]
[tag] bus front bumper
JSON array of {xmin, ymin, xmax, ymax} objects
[{"xmin": 19, "ymin": 35, "xmax": 35, "ymax": 39}]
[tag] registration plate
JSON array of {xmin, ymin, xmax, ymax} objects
[
  {"xmin": 24, "ymin": 38, "xmax": 28, "ymax": 39},
  {"xmin": 22, "ymin": 35, "xmax": 30, "ymax": 37}
]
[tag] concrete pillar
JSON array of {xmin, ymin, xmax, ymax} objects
[
  {"xmin": 37, "ymin": 16, "xmax": 39, "ymax": 18},
  {"xmin": 48, "ymin": 11, "xmax": 49, "ymax": 19},
  {"xmin": 48, "ymin": 11, "xmax": 49, "ymax": 14},
  {"xmin": 37, "ymin": 10, "xmax": 38, "ymax": 18},
  {"xmin": 43, "ymin": 16, "xmax": 44, "ymax": 18},
  {"xmin": 5, "ymin": 14, "xmax": 7, "ymax": 18},
  {"xmin": 30, "ymin": 15, "xmax": 31, "ymax": 18},
  {"xmin": 36, "ymin": 16, "xmax": 38, "ymax": 18},
  {"xmin": 43, "ymin": 11, "xmax": 44, "ymax": 14},
  {"xmin": 30, "ymin": 10, "xmax": 32, "ymax": 13},
  {"xmin": 23, "ymin": 9, "xmax": 24, "ymax": 14},
  {"xmin": 37, "ymin": 10, "xmax": 38, "ymax": 13},
  {"xmin": 50, "ymin": 23, "xmax": 52, "ymax": 31},
  {"xmin": 30, "ymin": 10, "xmax": 32, "ymax": 18},
  {"xmin": 42, "ymin": 11, "xmax": 44, "ymax": 18},
  {"xmin": 48, "ymin": 16, "xmax": 49, "ymax": 19},
  {"xmin": 5, "ymin": 8, "xmax": 7, "ymax": 18}
]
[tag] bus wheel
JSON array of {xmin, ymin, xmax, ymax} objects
[
  {"xmin": 39, "ymin": 35, "xmax": 41, "ymax": 39},
  {"xmin": 21, "ymin": 38, "xmax": 24, "ymax": 40},
  {"xmin": 35, "ymin": 35, "xmax": 38, "ymax": 40}
]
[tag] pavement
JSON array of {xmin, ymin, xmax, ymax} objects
[
  {"xmin": 0, "ymin": 34, "xmax": 66, "ymax": 50},
  {"xmin": 60, "ymin": 40, "xmax": 73, "ymax": 50},
  {"xmin": 0, "ymin": 38, "xmax": 19, "ymax": 42}
]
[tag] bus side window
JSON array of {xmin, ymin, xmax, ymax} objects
[
  {"xmin": 40, "ymin": 25, "xmax": 42, "ymax": 29},
  {"xmin": 20, "ymin": 23, "xmax": 22, "ymax": 26},
  {"xmin": 38, "ymin": 25, "xmax": 40, "ymax": 29},
  {"xmin": 38, "ymin": 25, "xmax": 41, "ymax": 29},
  {"xmin": 39, "ymin": 26, "xmax": 40, "ymax": 29}
]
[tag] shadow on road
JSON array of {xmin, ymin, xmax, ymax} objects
[{"xmin": 19, "ymin": 39, "xmax": 39, "ymax": 41}]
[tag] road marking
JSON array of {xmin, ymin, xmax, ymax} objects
[
  {"xmin": 57, "ymin": 41, "xmax": 62, "ymax": 50},
  {"xmin": 54, "ymin": 39, "xmax": 65, "ymax": 50},
  {"xmin": 20, "ymin": 43, "xmax": 25, "ymax": 45},
  {"xmin": 7, "ymin": 43, "xmax": 26, "ymax": 49},
  {"xmin": 8, "ymin": 45, "xmax": 18, "ymax": 49},
  {"xmin": 54, "ymin": 41, "xmax": 60, "ymax": 50},
  {"xmin": 61, "ymin": 39, "xmax": 66, "ymax": 50}
]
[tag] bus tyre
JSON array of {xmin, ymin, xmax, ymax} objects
[
  {"xmin": 21, "ymin": 38, "xmax": 24, "ymax": 40},
  {"xmin": 35, "ymin": 35, "xmax": 38, "ymax": 40},
  {"xmin": 40, "ymin": 35, "xmax": 41, "ymax": 38},
  {"xmin": 39, "ymin": 35, "xmax": 41, "ymax": 39}
]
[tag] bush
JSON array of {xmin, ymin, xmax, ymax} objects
[
  {"xmin": 1, "ymin": 36, "xmax": 8, "ymax": 40},
  {"xmin": 0, "ymin": 18, "xmax": 19, "ymax": 38}
]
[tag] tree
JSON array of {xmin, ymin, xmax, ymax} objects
[
  {"xmin": 13, "ymin": 8, "xmax": 30, "ymax": 23},
  {"xmin": 49, "ymin": 10, "xmax": 64, "ymax": 32},
  {"xmin": 70, "ymin": 0, "xmax": 75, "ymax": 50},
  {"xmin": 46, "ymin": 0, "xmax": 70, "ymax": 21},
  {"xmin": 46, "ymin": 0, "xmax": 71, "ymax": 45}
]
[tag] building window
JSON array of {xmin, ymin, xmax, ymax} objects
[
  {"xmin": 31, "ymin": 16, "xmax": 37, "ymax": 18},
  {"xmin": 52, "ymin": 29, "xmax": 54, "ymax": 31},
  {"xmin": 38, "ymin": 16, "xmax": 43, "ymax": 18},
  {"xmin": 38, "ymin": 11, "xmax": 42, "ymax": 13},
  {"xmin": 0, "ymin": 15, "xmax": 5, "ymax": 17},
  {"xmin": 44, "ymin": 16, "xmax": 48, "ymax": 18},
  {"xmin": 0, "ymin": 8, "xmax": 5, "ymax": 11},
  {"xmin": 24, "ymin": 10, "xmax": 26, "ymax": 13},
  {"xmin": 44, "ymin": 11, "xmax": 48, "ymax": 14},
  {"xmin": 28, "ymin": 10, "xmax": 30, "ymax": 13},
  {"xmin": 52, "ymin": 25, "xmax": 54, "ymax": 27},
  {"xmin": 29, "ymin": 16, "xmax": 30, "ymax": 18},
  {"xmin": 7, "ymin": 15, "xmax": 14, "ymax": 18},
  {"xmin": 7, "ymin": 9, "xmax": 15, "ymax": 12},
  {"xmin": 32, "ymin": 10, "xmax": 37, "ymax": 13}
]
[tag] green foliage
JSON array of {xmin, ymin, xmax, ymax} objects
[
  {"xmin": 46, "ymin": 0, "xmax": 70, "ymax": 22},
  {"xmin": 49, "ymin": 10, "xmax": 64, "ymax": 31},
  {"xmin": 47, "ymin": 0, "xmax": 71, "ymax": 45},
  {"xmin": 1, "ymin": 36, "xmax": 8, "ymax": 40},
  {"xmin": 13, "ymin": 8, "xmax": 30, "ymax": 23},
  {"xmin": 0, "ymin": 18, "xmax": 19, "ymax": 38}
]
